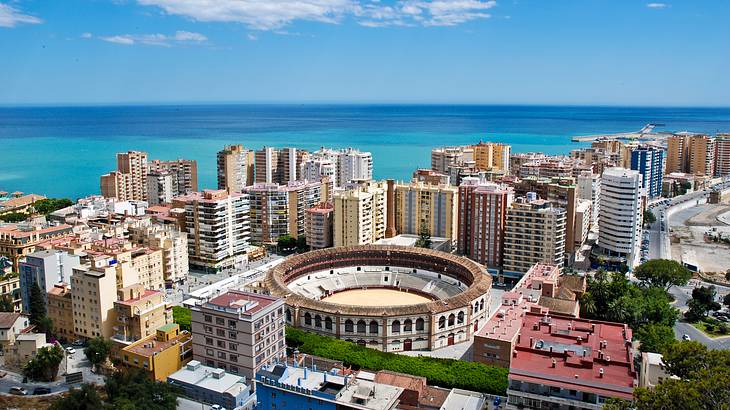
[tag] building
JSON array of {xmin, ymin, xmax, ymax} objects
[
  {"xmin": 0, "ymin": 273, "xmax": 21, "ymax": 312},
  {"xmin": 217, "ymin": 145, "xmax": 255, "ymax": 193},
  {"xmin": 0, "ymin": 223, "xmax": 73, "ymax": 273},
  {"xmin": 71, "ymin": 263, "xmax": 118, "ymax": 339},
  {"xmin": 47, "ymin": 283, "xmax": 74, "ymax": 341},
  {"xmin": 173, "ymin": 190, "xmax": 251, "ymax": 271},
  {"xmin": 257, "ymin": 363, "xmax": 404, "ymax": 410},
  {"xmin": 5, "ymin": 333, "xmax": 52, "ymax": 369},
  {"xmin": 190, "ymin": 290, "xmax": 285, "ymax": 379},
  {"xmin": 84, "ymin": 240, "xmax": 165, "ymax": 291},
  {"xmin": 305, "ymin": 202, "xmax": 334, "ymax": 250},
  {"xmin": 244, "ymin": 180, "xmax": 324, "ymax": 244},
  {"xmin": 630, "ymin": 146, "xmax": 665, "ymax": 198},
  {"xmin": 120, "ymin": 323, "xmax": 192, "ymax": 381},
  {"xmin": 411, "ymin": 169, "xmax": 450, "ymax": 186},
  {"xmin": 393, "ymin": 180, "xmax": 458, "ymax": 243},
  {"xmin": 337, "ymin": 148, "xmax": 373, "ymax": 187},
  {"xmin": 128, "ymin": 222, "xmax": 189, "ymax": 287},
  {"xmin": 576, "ymin": 171, "xmax": 600, "ymax": 229},
  {"xmin": 457, "ymin": 177, "xmax": 513, "ymax": 268},
  {"xmin": 255, "ymin": 147, "xmax": 307, "ymax": 184},
  {"xmin": 715, "ymin": 134, "xmax": 730, "ymax": 177},
  {"xmin": 503, "ymin": 197, "xmax": 566, "ymax": 274},
  {"xmin": 168, "ymin": 360, "xmax": 255, "ymax": 410},
  {"xmin": 333, "ymin": 181, "xmax": 388, "ymax": 247},
  {"xmin": 0, "ymin": 193, "xmax": 46, "ymax": 216},
  {"xmin": 473, "ymin": 141, "xmax": 511, "ymax": 173},
  {"xmin": 666, "ymin": 133, "xmax": 715, "ymax": 176},
  {"xmin": 639, "ymin": 352, "xmax": 676, "ymax": 388},
  {"xmin": 148, "ymin": 158, "xmax": 198, "ymax": 195},
  {"xmin": 112, "ymin": 284, "xmax": 171, "ymax": 345},
  {"xmin": 431, "ymin": 146, "xmax": 474, "ymax": 174},
  {"xmin": 0, "ymin": 312, "xmax": 30, "ymax": 353},
  {"xmin": 574, "ymin": 199, "xmax": 592, "ymax": 250},
  {"xmin": 146, "ymin": 170, "xmax": 174, "ymax": 205},
  {"xmin": 18, "ymin": 249, "xmax": 80, "ymax": 312},
  {"xmin": 100, "ymin": 151, "xmax": 149, "ymax": 201},
  {"xmin": 596, "ymin": 168, "xmax": 643, "ymax": 269}
]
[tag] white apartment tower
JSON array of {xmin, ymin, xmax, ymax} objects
[
  {"xmin": 596, "ymin": 168, "xmax": 643, "ymax": 269},
  {"xmin": 576, "ymin": 171, "xmax": 601, "ymax": 229}
]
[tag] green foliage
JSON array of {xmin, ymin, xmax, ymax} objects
[
  {"xmin": 634, "ymin": 259, "xmax": 692, "ymax": 291},
  {"xmin": 172, "ymin": 306, "xmax": 191, "ymax": 332},
  {"xmin": 624, "ymin": 341, "xmax": 730, "ymax": 410},
  {"xmin": 23, "ymin": 344, "xmax": 64, "ymax": 382},
  {"xmin": 105, "ymin": 368, "xmax": 179, "ymax": 410},
  {"xmin": 636, "ymin": 324, "xmax": 675, "ymax": 353},
  {"xmin": 277, "ymin": 234, "xmax": 297, "ymax": 254},
  {"xmin": 50, "ymin": 384, "xmax": 104, "ymax": 410},
  {"xmin": 0, "ymin": 294, "xmax": 14, "ymax": 312},
  {"xmin": 415, "ymin": 223, "xmax": 432, "ymax": 248},
  {"xmin": 29, "ymin": 282, "xmax": 47, "ymax": 326},
  {"xmin": 32, "ymin": 198, "xmax": 73, "ymax": 215},
  {"xmin": 723, "ymin": 293, "xmax": 730, "ymax": 308},
  {"xmin": 286, "ymin": 327, "xmax": 508, "ymax": 395},
  {"xmin": 685, "ymin": 286, "xmax": 721, "ymax": 322},
  {"xmin": 643, "ymin": 210, "xmax": 656, "ymax": 225},
  {"xmin": 296, "ymin": 235, "xmax": 308, "ymax": 252},
  {"xmin": 0, "ymin": 212, "xmax": 28, "ymax": 223},
  {"xmin": 85, "ymin": 337, "xmax": 112, "ymax": 368}
]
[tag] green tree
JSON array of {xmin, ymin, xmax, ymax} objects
[
  {"xmin": 633, "ymin": 259, "xmax": 692, "ymax": 292},
  {"xmin": 723, "ymin": 293, "xmax": 730, "ymax": 309},
  {"xmin": 50, "ymin": 384, "xmax": 104, "ymax": 410},
  {"xmin": 32, "ymin": 198, "xmax": 73, "ymax": 215},
  {"xmin": 105, "ymin": 368, "xmax": 179, "ymax": 410},
  {"xmin": 23, "ymin": 344, "xmax": 64, "ymax": 382},
  {"xmin": 415, "ymin": 223, "xmax": 432, "ymax": 248},
  {"xmin": 0, "ymin": 212, "xmax": 28, "ymax": 223},
  {"xmin": 277, "ymin": 234, "xmax": 297, "ymax": 254},
  {"xmin": 85, "ymin": 337, "xmax": 112, "ymax": 370},
  {"xmin": 296, "ymin": 235, "xmax": 308, "ymax": 252},
  {"xmin": 29, "ymin": 282, "xmax": 47, "ymax": 326},
  {"xmin": 643, "ymin": 210, "xmax": 656, "ymax": 225},
  {"xmin": 172, "ymin": 306, "xmax": 191, "ymax": 332},
  {"xmin": 636, "ymin": 324, "xmax": 675, "ymax": 353},
  {"xmin": 0, "ymin": 294, "xmax": 14, "ymax": 312},
  {"xmin": 685, "ymin": 286, "xmax": 721, "ymax": 321}
]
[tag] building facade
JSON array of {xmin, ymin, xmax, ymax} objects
[
  {"xmin": 333, "ymin": 181, "xmax": 387, "ymax": 247},
  {"xmin": 71, "ymin": 263, "xmax": 118, "ymax": 339},
  {"xmin": 596, "ymin": 168, "xmax": 643, "ymax": 269},
  {"xmin": 305, "ymin": 202, "xmax": 334, "ymax": 250},
  {"xmin": 393, "ymin": 181, "xmax": 458, "ymax": 242},
  {"xmin": 630, "ymin": 146, "xmax": 665, "ymax": 198},
  {"xmin": 18, "ymin": 249, "xmax": 80, "ymax": 312},
  {"xmin": 120, "ymin": 323, "xmax": 192, "ymax": 381},
  {"xmin": 148, "ymin": 158, "xmax": 198, "ymax": 195},
  {"xmin": 112, "ymin": 284, "xmax": 171, "ymax": 345},
  {"xmin": 217, "ymin": 145, "xmax": 255, "ymax": 193},
  {"xmin": 255, "ymin": 147, "xmax": 307, "ymax": 184},
  {"xmin": 100, "ymin": 151, "xmax": 149, "ymax": 201},
  {"xmin": 503, "ymin": 198, "xmax": 566, "ymax": 274}
]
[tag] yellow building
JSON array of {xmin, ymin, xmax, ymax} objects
[
  {"xmin": 100, "ymin": 150, "xmax": 149, "ymax": 201},
  {"xmin": 0, "ymin": 223, "xmax": 73, "ymax": 273},
  {"xmin": 71, "ymin": 264, "xmax": 118, "ymax": 339},
  {"xmin": 472, "ymin": 141, "xmax": 511, "ymax": 173},
  {"xmin": 120, "ymin": 323, "xmax": 192, "ymax": 381},
  {"xmin": 666, "ymin": 133, "xmax": 715, "ymax": 176},
  {"xmin": 0, "ymin": 273, "xmax": 21, "ymax": 312},
  {"xmin": 333, "ymin": 181, "xmax": 387, "ymax": 247},
  {"xmin": 112, "ymin": 284, "xmax": 171, "ymax": 345},
  {"xmin": 393, "ymin": 181, "xmax": 458, "ymax": 241},
  {"xmin": 47, "ymin": 284, "xmax": 74, "ymax": 341}
]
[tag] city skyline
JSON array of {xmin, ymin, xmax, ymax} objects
[{"xmin": 2, "ymin": 1, "xmax": 730, "ymax": 106}]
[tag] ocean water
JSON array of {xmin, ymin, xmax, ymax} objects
[{"xmin": 1, "ymin": 104, "xmax": 729, "ymax": 199}]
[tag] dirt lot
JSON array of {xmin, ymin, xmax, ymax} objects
[{"xmin": 670, "ymin": 203, "xmax": 730, "ymax": 274}]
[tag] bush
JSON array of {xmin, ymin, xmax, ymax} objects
[
  {"xmin": 172, "ymin": 306, "xmax": 191, "ymax": 332},
  {"xmin": 286, "ymin": 327, "xmax": 508, "ymax": 395}
]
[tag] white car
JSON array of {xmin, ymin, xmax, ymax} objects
[
  {"xmin": 66, "ymin": 347, "xmax": 76, "ymax": 354},
  {"xmin": 682, "ymin": 334, "xmax": 691, "ymax": 341}
]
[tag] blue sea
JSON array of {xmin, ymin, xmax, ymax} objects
[{"xmin": 1, "ymin": 104, "xmax": 729, "ymax": 199}]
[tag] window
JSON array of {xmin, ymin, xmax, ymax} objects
[
  {"xmin": 325, "ymin": 317, "xmax": 333, "ymax": 330},
  {"xmin": 204, "ymin": 315, "xmax": 212, "ymax": 323},
  {"xmin": 216, "ymin": 329, "xmax": 225, "ymax": 336},
  {"xmin": 357, "ymin": 320, "xmax": 366, "ymax": 333},
  {"xmin": 438, "ymin": 316, "xmax": 446, "ymax": 329},
  {"xmin": 205, "ymin": 337, "xmax": 213, "ymax": 346},
  {"xmin": 304, "ymin": 312, "xmax": 312, "ymax": 326},
  {"xmin": 205, "ymin": 326, "xmax": 213, "ymax": 334},
  {"xmin": 218, "ymin": 351, "xmax": 226, "ymax": 358},
  {"xmin": 230, "ymin": 366, "xmax": 238, "ymax": 374},
  {"xmin": 404, "ymin": 319, "xmax": 412, "ymax": 332},
  {"xmin": 230, "ymin": 354, "xmax": 238, "ymax": 362},
  {"xmin": 314, "ymin": 315, "xmax": 322, "ymax": 328},
  {"xmin": 229, "ymin": 342, "xmax": 238, "ymax": 351},
  {"xmin": 286, "ymin": 309, "xmax": 292, "ymax": 322},
  {"xmin": 416, "ymin": 318, "xmax": 425, "ymax": 331},
  {"xmin": 216, "ymin": 318, "xmax": 225, "ymax": 325},
  {"xmin": 448, "ymin": 313, "xmax": 455, "ymax": 326},
  {"xmin": 391, "ymin": 320, "xmax": 401, "ymax": 333},
  {"xmin": 206, "ymin": 349, "xmax": 214, "ymax": 356},
  {"xmin": 217, "ymin": 340, "xmax": 225, "ymax": 348},
  {"xmin": 457, "ymin": 311, "xmax": 465, "ymax": 324},
  {"xmin": 369, "ymin": 320, "xmax": 378, "ymax": 334},
  {"xmin": 345, "ymin": 319, "xmax": 354, "ymax": 333},
  {"xmin": 229, "ymin": 331, "xmax": 236, "ymax": 339}
]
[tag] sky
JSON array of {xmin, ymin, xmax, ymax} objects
[{"xmin": 0, "ymin": 0, "xmax": 729, "ymax": 106}]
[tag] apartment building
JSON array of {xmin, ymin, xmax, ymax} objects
[
  {"xmin": 169, "ymin": 361, "xmax": 254, "ymax": 410},
  {"xmin": 393, "ymin": 180, "xmax": 458, "ymax": 241},
  {"xmin": 473, "ymin": 141, "xmax": 511, "ymax": 173},
  {"xmin": 431, "ymin": 146, "xmax": 474, "ymax": 174},
  {"xmin": 112, "ymin": 283, "xmax": 171, "ymax": 345},
  {"xmin": 715, "ymin": 134, "xmax": 730, "ymax": 177},
  {"xmin": 217, "ymin": 145, "xmax": 255, "ymax": 193},
  {"xmin": 191, "ymin": 290, "xmax": 285, "ymax": 380},
  {"xmin": 148, "ymin": 158, "xmax": 198, "ymax": 194},
  {"xmin": 457, "ymin": 177, "xmax": 513, "ymax": 268},
  {"xmin": 0, "ymin": 223, "xmax": 73, "ymax": 273},
  {"xmin": 255, "ymin": 147, "xmax": 308, "ymax": 184},
  {"xmin": 146, "ymin": 170, "xmax": 174, "ymax": 205},
  {"xmin": 127, "ymin": 221, "xmax": 188, "ymax": 286},
  {"xmin": 173, "ymin": 190, "xmax": 251, "ymax": 271},
  {"xmin": 18, "ymin": 249, "xmax": 80, "ymax": 312},
  {"xmin": 596, "ymin": 168, "xmax": 643, "ymax": 269},
  {"xmin": 71, "ymin": 263, "xmax": 117, "ymax": 339},
  {"xmin": 100, "ymin": 151, "xmax": 149, "ymax": 201},
  {"xmin": 0, "ymin": 274, "xmax": 21, "ymax": 312},
  {"xmin": 412, "ymin": 169, "xmax": 450, "ymax": 185},
  {"xmin": 304, "ymin": 202, "xmax": 334, "ymax": 249},
  {"xmin": 576, "ymin": 171, "xmax": 600, "ymax": 229},
  {"xmin": 666, "ymin": 133, "xmax": 715, "ymax": 176},
  {"xmin": 244, "ymin": 180, "xmax": 324, "ymax": 244},
  {"xmin": 47, "ymin": 283, "xmax": 74, "ymax": 341},
  {"xmin": 337, "ymin": 147, "xmax": 373, "ymax": 187},
  {"xmin": 630, "ymin": 146, "xmax": 665, "ymax": 199},
  {"xmin": 503, "ymin": 197, "xmax": 566, "ymax": 274},
  {"xmin": 85, "ymin": 240, "xmax": 165, "ymax": 291},
  {"xmin": 121, "ymin": 323, "xmax": 192, "ymax": 381},
  {"xmin": 333, "ymin": 181, "xmax": 387, "ymax": 247}
]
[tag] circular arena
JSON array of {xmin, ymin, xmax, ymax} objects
[{"xmin": 265, "ymin": 245, "xmax": 491, "ymax": 352}]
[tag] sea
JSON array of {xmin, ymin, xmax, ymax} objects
[{"xmin": 1, "ymin": 104, "xmax": 729, "ymax": 199}]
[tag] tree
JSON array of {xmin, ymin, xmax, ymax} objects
[
  {"xmin": 633, "ymin": 259, "xmax": 692, "ymax": 292},
  {"xmin": 24, "ymin": 344, "xmax": 64, "ymax": 382},
  {"xmin": 0, "ymin": 212, "xmax": 28, "ymax": 223},
  {"xmin": 29, "ymin": 282, "xmax": 47, "ymax": 326},
  {"xmin": 32, "ymin": 198, "xmax": 73, "ymax": 215},
  {"xmin": 172, "ymin": 306, "xmax": 191, "ymax": 332},
  {"xmin": 277, "ymin": 234, "xmax": 297, "ymax": 254},
  {"xmin": 85, "ymin": 337, "xmax": 112, "ymax": 370},
  {"xmin": 685, "ymin": 286, "xmax": 721, "ymax": 321},
  {"xmin": 50, "ymin": 384, "xmax": 104, "ymax": 410},
  {"xmin": 723, "ymin": 293, "xmax": 730, "ymax": 309},
  {"xmin": 643, "ymin": 210, "xmax": 656, "ymax": 225},
  {"xmin": 296, "ymin": 235, "xmax": 308, "ymax": 252},
  {"xmin": 415, "ymin": 223, "xmax": 432, "ymax": 249},
  {"xmin": 105, "ymin": 368, "xmax": 179, "ymax": 410},
  {"xmin": 0, "ymin": 295, "xmax": 14, "ymax": 312},
  {"xmin": 636, "ymin": 324, "xmax": 675, "ymax": 353}
]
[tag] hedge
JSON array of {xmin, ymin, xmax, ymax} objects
[{"xmin": 286, "ymin": 327, "xmax": 508, "ymax": 395}]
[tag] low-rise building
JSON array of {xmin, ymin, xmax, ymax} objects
[
  {"xmin": 0, "ymin": 223, "xmax": 73, "ymax": 273},
  {"xmin": 5, "ymin": 333, "xmax": 52, "ymax": 368},
  {"xmin": 112, "ymin": 284, "xmax": 171, "ymax": 345},
  {"xmin": 168, "ymin": 360, "xmax": 255, "ymax": 410},
  {"xmin": 47, "ymin": 283, "xmax": 74, "ymax": 341},
  {"xmin": 639, "ymin": 352, "xmax": 676, "ymax": 388},
  {"xmin": 0, "ymin": 312, "xmax": 30, "ymax": 353},
  {"xmin": 19, "ymin": 249, "xmax": 80, "ymax": 312},
  {"xmin": 120, "ymin": 323, "xmax": 192, "ymax": 381},
  {"xmin": 0, "ymin": 273, "xmax": 21, "ymax": 312}
]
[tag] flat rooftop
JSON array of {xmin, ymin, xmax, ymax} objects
[
  {"xmin": 169, "ymin": 360, "xmax": 249, "ymax": 396},
  {"xmin": 205, "ymin": 290, "xmax": 280, "ymax": 316}
]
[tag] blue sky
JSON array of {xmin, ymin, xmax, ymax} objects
[{"xmin": 1, "ymin": 0, "xmax": 728, "ymax": 106}]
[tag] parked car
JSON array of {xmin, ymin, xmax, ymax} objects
[
  {"xmin": 33, "ymin": 387, "xmax": 51, "ymax": 395},
  {"xmin": 72, "ymin": 339, "xmax": 85, "ymax": 347},
  {"xmin": 10, "ymin": 386, "xmax": 28, "ymax": 396},
  {"xmin": 66, "ymin": 347, "xmax": 76, "ymax": 355},
  {"xmin": 682, "ymin": 334, "xmax": 691, "ymax": 341}
]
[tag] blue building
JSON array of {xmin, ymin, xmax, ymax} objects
[
  {"xmin": 167, "ymin": 360, "xmax": 255, "ymax": 410},
  {"xmin": 18, "ymin": 250, "xmax": 79, "ymax": 312},
  {"xmin": 630, "ymin": 147, "xmax": 665, "ymax": 199}
]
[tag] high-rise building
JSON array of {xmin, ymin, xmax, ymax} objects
[
  {"xmin": 473, "ymin": 141, "xmax": 511, "ymax": 173},
  {"xmin": 630, "ymin": 146, "xmax": 665, "ymax": 199},
  {"xmin": 665, "ymin": 133, "xmax": 715, "ymax": 176},
  {"xmin": 715, "ymin": 134, "xmax": 730, "ymax": 177},
  {"xmin": 596, "ymin": 168, "xmax": 643, "ymax": 269},
  {"xmin": 71, "ymin": 263, "xmax": 118, "ymax": 339},
  {"xmin": 173, "ymin": 190, "xmax": 251, "ymax": 271},
  {"xmin": 148, "ymin": 159, "xmax": 198, "ymax": 195},
  {"xmin": 431, "ymin": 146, "xmax": 474, "ymax": 174},
  {"xmin": 304, "ymin": 202, "xmax": 334, "ymax": 250},
  {"xmin": 665, "ymin": 134, "xmax": 686, "ymax": 174},
  {"xmin": 255, "ymin": 147, "xmax": 308, "ymax": 184},
  {"xmin": 457, "ymin": 177, "xmax": 513, "ymax": 268},
  {"xmin": 333, "ymin": 181, "xmax": 388, "ymax": 247},
  {"xmin": 100, "ymin": 151, "xmax": 149, "ymax": 201},
  {"xmin": 127, "ymin": 222, "xmax": 189, "ymax": 287},
  {"xmin": 18, "ymin": 249, "xmax": 80, "ymax": 312},
  {"xmin": 244, "ymin": 180, "xmax": 324, "ymax": 244},
  {"xmin": 502, "ymin": 197, "xmax": 566, "ymax": 273},
  {"xmin": 190, "ymin": 290, "xmax": 285, "ymax": 379},
  {"xmin": 217, "ymin": 145, "xmax": 255, "ymax": 193},
  {"xmin": 146, "ymin": 170, "xmax": 174, "ymax": 205},
  {"xmin": 393, "ymin": 180, "xmax": 458, "ymax": 241},
  {"xmin": 337, "ymin": 147, "xmax": 373, "ymax": 187},
  {"xmin": 576, "ymin": 171, "xmax": 600, "ymax": 229}
]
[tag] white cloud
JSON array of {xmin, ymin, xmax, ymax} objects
[
  {"xmin": 646, "ymin": 3, "xmax": 668, "ymax": 9},
  {"xmin": 247, "ymin": 33, "xmax": 258, "ymax": 40},
  {"xmin": 99, "ymin": 30, "xmax": 208, "ymax": 46},
  {"xmin": 137, "ymin": 0, "xmax": 497, "ymax": 30},
  {"xmin": 80, "ymin": 32, "xmax": 93, "ymax": 39},
  {"xmin": 0, "ymin": 3, "xmax": 42, "ymax": 28}
]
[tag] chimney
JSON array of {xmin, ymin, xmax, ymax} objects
[
  {"xmin": 599, "ymin": 368, "xmax": 604, "ymax": 378},
  {"xmin": 385, "ymin": 179, "xmax": 396, "ymax": 238}
]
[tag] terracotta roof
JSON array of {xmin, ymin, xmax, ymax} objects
[
  {"xmin": 538, "ymin": 296, "xmax": 579, "ymax": 317},
  {"xmin": 559, "ymin": 275, "xmax": 587, "ymax": 294},
  {"xmin": 0, "ymin": 194, "xmax": 46, "ymax": 209}
]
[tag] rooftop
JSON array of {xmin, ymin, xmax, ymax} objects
[
  {"xmin": 440, "ymin": 389, "xmax": 486, "ymax": 410},
  {"xmin": 124, "ymin": 330, "xmax": 189, "ymax": 357},
  {"xmin": 0, "ymin": 312, "xmax": 24, "ymax": 329},
  {"xmin": 204, "ymin": 290, "xmax": 281, "ymax": 316},
  {"xmin": 168, "ymin": 360, "xmax": 249, "ymax": 396}
]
